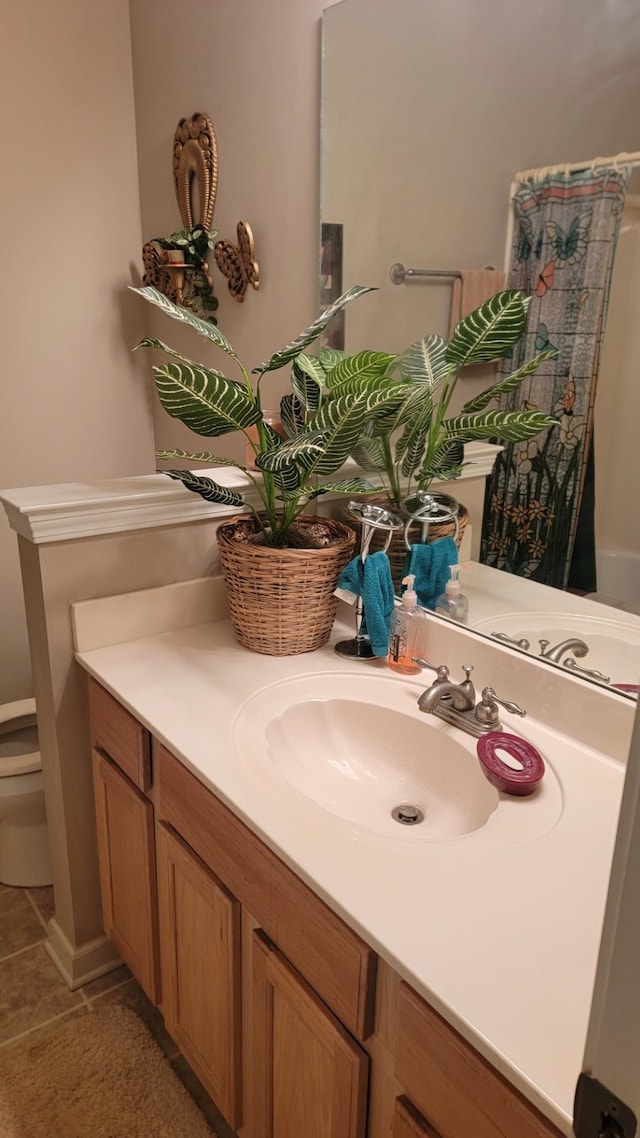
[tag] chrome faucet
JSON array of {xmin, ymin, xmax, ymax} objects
[
  {"xmin": 538, "ymin": 637, "xmax": 589, "ymax": 664},
  {"xmin": 414, "ymin": 661, "xmax": 526, "ymax": 738},
  {"xmin": 417, "ymin": 664, "xmax": 475, "ymax": 713}
]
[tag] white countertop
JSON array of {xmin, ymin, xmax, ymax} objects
[{"xmin": 74, "ymin": 600, "xmax": 629, "ymax": 1136}]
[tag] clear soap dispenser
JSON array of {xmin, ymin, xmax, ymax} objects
[
  {"xmin": 388, "ymin": 574, "xmax": 423, "ymax": 674},
  {"xmin": 435, "ymin": 565, "xmax": 469, "ymax": 624}
]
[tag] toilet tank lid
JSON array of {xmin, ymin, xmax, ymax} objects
[
  {"xmin": 0, "ymin": 698, "xmax": 37, "ymax": 725},
  {"xmin": 0, "ymin": 750, "xmax": 41, "ymax": 778}
]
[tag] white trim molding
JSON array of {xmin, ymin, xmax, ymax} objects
[{"xmin": 0, "ymin": 443, "xmax": 502, "ymax": 545}]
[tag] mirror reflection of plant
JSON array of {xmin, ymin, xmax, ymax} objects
[
  {"xmin": 132, "ymin": 284, "xmax": 411, "ymax": 547},
  {"xmin": 350, "ymin": 291, "xmax": 559, "ymax": 511}
]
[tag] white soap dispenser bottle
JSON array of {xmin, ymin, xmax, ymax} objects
[
  {"xmin": 435, "ymin": 565, "xmax": 469, "ymax": 624},
  {"xmin": 388, "ymin": 574, "xmax": 423, "ymax": 674}
]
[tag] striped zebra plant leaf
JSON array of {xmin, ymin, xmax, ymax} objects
[
  {"xmin": 326, "ymin": 350, "xmax": 396, "ymax": 391},
  {"xmin": 397, "ymin": 396, "xmax": 435, "ymax": 478},
  {"xmin": 351, "ymin": 432, "xmax": 387, "ymax": 472},
  {"xmin": 279, "ymin": 393, "xmax": 306, "ymax": 438},
  {"xmin": 440, "ymin": 408, "xmax": 557, "ymax": 444},
  {"xmin": 273, "ymin": 462, "xmax": 302, "ymax": 496},
  {"xmin": 306, "ymin": 476, "xmax": 383, "ymax": 500},
  {"xmin": 254, "ymin": 431, "xmax": 328, "ymax": 473},
  {"xmin": 257, "ymin": 421, "xmax": 285, "ymax": 453},
  {"xmin": 135, "ymin": 337, "xmax": 224, "ymax": 374},
  {"xmin": 290, "ymin": 357, "xmax": 322, "ymax": 412},
  {"xmin": 399, "ymin": 334, "xmax": 450, "ymax": 388},
  {"xmin": 156, "ymin": 448, "xmax": 248, "ymax": 470},
  {"xmin": 164, "ymin": 470, "xmax": 244, "ymax": 507},
  {"xmin": 153, "ymin": 362, "xmax": 261, "ymax": 437},
  {"xmin": 446, "ymin": 291, "xmax": 530, "ymax": 368},
  {"xmin": 318, "ymin": 347, "xmax": 347, "ymax": 370},
  {"xmin": 253, "ymin": 285, "xmax": 376, "ymax": 374},
  {"xmin": 130, "ymin": 286, "xmax": 239, "ymax": 360},
  {"xmin": 377, "ymin": 382, "xmax": 432, "ymax": 441},
  {"xmin": 461, "ymin": 349, "xmax": 558, "ymax": 413},
  {"xmin": 293, "ymin": 353, "xmax": 328, "ymax": 389},
  {"xmin": 418, "ymin": 439, "xmax": 465, "ymax": 484},
  {"xmin": 307, "ymin": 382, "xmax": 407, "ymax": 476}
]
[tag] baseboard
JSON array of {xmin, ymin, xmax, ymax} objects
[{"xmin": 45, "ymin": 917, "xmax": 122, "ymax": 990}]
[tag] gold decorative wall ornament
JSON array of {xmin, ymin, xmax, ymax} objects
[
  {"xmin": 141, "ymin": 111, "xmax": 259, "ymax": 320},
  {"xmin": 142, "ymin": 112, "xmax": 219, "ymax": 321},
  {"xmin": 214, "ymin": 220, "xmax": 260, "ymax": 302},
  {"xmin": 173, "ymin": 112, "xmax": 218, "ymax": 232}
]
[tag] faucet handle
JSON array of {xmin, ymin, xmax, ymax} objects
[
  {"xmin": 412, "ymin": 659, "xmax": 451, "ymax": 684},
  {"xmin": 475, "ymin": 686, "xmax": 527, "ymax": 727}
]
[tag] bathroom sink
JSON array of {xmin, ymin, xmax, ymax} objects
[
  {"xmin": 233, "ymin": 672, "xmax": 562, "ymax": 843},
  {"xmin": 474, "ymin": 611, "xmax": 640, "ymax": 691}
]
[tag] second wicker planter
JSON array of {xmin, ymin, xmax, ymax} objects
[{"xmin": 216, "ymin": 515, "xmax": 356, "ymax": 656}]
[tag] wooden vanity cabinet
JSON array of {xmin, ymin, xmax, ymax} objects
[
  {"xmin": 89, "ymin": 680, "xmax": 159, "ymax": 1004},
  {"xmin": 156, "ymin": 739, "xmax": 374, "ymax": 1137},
  {"xmin": 156, "ymin": 822, "xmax": 242, "ymax": 1129},
  {"xmin": 251, "ymin": 929, "xmax": 369, "ymax": 1138},
  {"xmin": 392, "ymin": 1096, "xmax": 441, "ymax": 1138},
  {"xmin": 393, "ymin": 981, "xmax": 563, "ymax": 1138},
  {"xmin": 87, "ymin": 679, "xmax": 565, "ymax": 1138}
]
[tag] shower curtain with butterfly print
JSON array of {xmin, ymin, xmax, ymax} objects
[{"xmin": 480, "ymin": 167, "xmax": 628, "ymax": 590}]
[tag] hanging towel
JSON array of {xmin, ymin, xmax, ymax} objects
[
  {"xmin": 405, "ymin": 537, "xmax": 458, "ymax": 610},
  {"xmin": 335, "ymin": 550, "xmax": 395, "ymax": 656},
  {"xmin": 448, "ymin": 269, "xmax": 507, "ymax": 339}
]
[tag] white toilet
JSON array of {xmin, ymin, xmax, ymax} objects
[{"xmin": 0, "ymin": 698, "xmax": 53, "ymax": 887}]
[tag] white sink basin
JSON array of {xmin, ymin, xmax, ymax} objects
[
  {"xmin": 474, "ymin": 611, "xmax": 640, "ymax": 692},
  {"xmin": 233, "ymin": 672, "xmax": 563, "ymax": 844}
]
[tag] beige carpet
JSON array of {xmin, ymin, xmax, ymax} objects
[{"xmin": 0, "ymin": 1006, "xmax": 217, "ymax": 1137}]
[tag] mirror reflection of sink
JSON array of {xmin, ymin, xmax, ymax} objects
[
  {"xmin": 233, "ymin": 673, "xmax": 563, "ymax": 844},
  {"xmin": 473, "ymin": 611, "xmax": 640, "ymax": 693}
]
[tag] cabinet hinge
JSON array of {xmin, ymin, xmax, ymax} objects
[{"xmin": 574, "ymin": 1073, "xmax": 637, "ymax": 1138}]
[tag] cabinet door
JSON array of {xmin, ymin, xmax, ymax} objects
[
  {"xmin": 156, "ymin": 823, "xmax": 242, "ymax": 1130},
  {"xmin": 393, "ymin": 1096, "xmax": 442, "ymax": 1138},
  {"xmin": 252, "ymin": 929, "xmax": 368, "ymax": 1138},
  {"xmin": 92, "ymin": 749, "xmax": 159, "ymax": 1002}
]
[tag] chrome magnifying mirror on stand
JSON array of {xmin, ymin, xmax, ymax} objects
[{"xmin": 335, "ymin": 501, "xmax": 404, "ymax": 659}]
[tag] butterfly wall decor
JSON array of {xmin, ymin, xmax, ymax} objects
[{"xmin": 214, "ymin": 220, "xmax": 260, "ymax": 302}]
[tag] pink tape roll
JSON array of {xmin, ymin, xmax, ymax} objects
[{"xmin": 477, "ymin": 732, "xmax": 545, "ymax": 796}]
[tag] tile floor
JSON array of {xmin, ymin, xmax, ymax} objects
[{"xmin": 0, "ymin": 882, "xmax": 235, "ymax": 1137}]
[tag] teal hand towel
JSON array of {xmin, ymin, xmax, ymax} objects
[
  {"xmin": 335, "ymin": 551, "xmax": 395, "ymax": 656},
  {"xmin": 404, "ymin": 537, "xmax": 458, "ymax": 610}
]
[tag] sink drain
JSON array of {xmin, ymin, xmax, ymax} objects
[{"xmin": 392, "ymin": 804, "xmax": 425, "ymax": 826}]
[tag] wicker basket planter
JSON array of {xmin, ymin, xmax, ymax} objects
[{"xmin": 216, "ymin": 515, "xmax": 356, "ymax": 656}]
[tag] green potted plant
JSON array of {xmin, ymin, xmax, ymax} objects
[
  {"xmin": 352, "ymin": 290, "xmax": 557, "ymax": 505},
  {"xmin": 132, "ymin": 283, "xmax": 409, "ymax": 655},
  {"xmin": 345, "ymin": 290, "xmax": 557, "ymax": 576}
]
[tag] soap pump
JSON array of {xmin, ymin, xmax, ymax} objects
[
  {"xmin": 388, "ymin": 574, "xmax": 423, "ymax": 674},
  {"xmin": 435, "ymin": 564, "xmax": 469, "ymax": 625}
]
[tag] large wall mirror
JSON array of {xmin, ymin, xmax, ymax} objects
[{"xmin": 321, "ymin": 0, "xmax": 640, "ymax": 698}]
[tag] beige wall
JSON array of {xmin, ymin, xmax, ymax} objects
[
  {"xmin": 18, "ymin": 518, "xmax": 227, "ymax": 984},
  {"xmin": 322, "ymin": 0, "xmax": 640, "ymax": 390},
  {"xmin": 129, "ymin": 0, "xmax": 335, "ymax": 460},
  {"xmin": 0, "ymin": 0, "xmax": 156, "ymax": 702}
]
